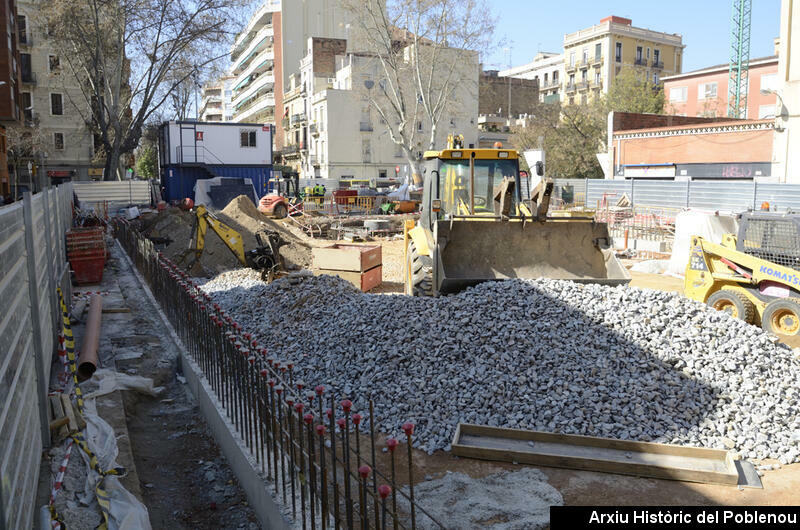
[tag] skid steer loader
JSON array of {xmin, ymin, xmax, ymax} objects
[
  {"xmin": 685, "ymin": 211, "xmax": 800, "ymax": 336},
  {"xmin": 403, "ymin": 137, "xmax": 630, "ymax": 296}
]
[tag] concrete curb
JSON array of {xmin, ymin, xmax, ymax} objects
[{"xmin": 116, "ymin": 240, "xmax": 290, "ymax": 530}]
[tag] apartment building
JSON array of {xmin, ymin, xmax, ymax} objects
[
  {"xmin": 503, "ymin": 16, "xmax": 684, "ymax": 106},
  {"xmin": 0, "ymin": 0, "xmax": 21, "ymax": 196},
  {"xmin": 17, "ymin": 1, "xmax": 98, "ymax": 183},
  {"xmin": 282, "ymin": 37, "xmax": 479, "ymax": 181},
  {"xmin": 229, "ymin": 0, "xmax": 350, "ymax": 153},
  {"xmin": 562, "ymin": 16, "xmax": 683, "ymax": 105},
  {"xmin": 663, "ymin": 56, "xmax": 778, "ymax": 119},
  {"xmin": 199, "ymin": 76, "xmax": 235, "ymax": 122},
  {"xmin": 499, "ymin": 52, "xmax": 563, "ymax": 103}
]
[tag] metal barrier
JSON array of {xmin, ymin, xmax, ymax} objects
[
  {"xmin": 0, "ymin": 184, "xmax": 73, "ymax": 530},
  {"xmin": 302, "ymin": 195, "xmax": 380, "ymax": 216},
  {"xmin": 114, "ymin": 219, "xmax": 441, "ymax": 529}
]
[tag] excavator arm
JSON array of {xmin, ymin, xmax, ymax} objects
[{"xmin": 184, "ymin": 205, "xmax": 248, "ymax": 268}]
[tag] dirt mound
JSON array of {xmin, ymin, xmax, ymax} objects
[
  {"xmin": 144, "ymin": 196, "xmax": 313, "ymax": 277},
  {"xmin": 219, "ymin": 195, "xmax": 313, "ymax": 270}
]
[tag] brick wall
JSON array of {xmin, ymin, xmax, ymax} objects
[
  {"xmin": 0, "ymin": 0, "xmax": 21, "ymax": 123},
  {"xmin": 479, "ymin": 73, "xmax": 539, "ymax": 116},
  {"xmin": 612, "ymin": 111, "xmax": 743, "ymax": 132},
  {"xmin": 311, "ymin": 37, "xmax": 346, "ymax": 77}
]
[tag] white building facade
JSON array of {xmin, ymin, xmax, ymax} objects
[
  {"xmin": 499, "ymin": 52, "xmax": 564, "ymax": 104},
  {"xmin": 200, "ymin": 76, "xmax": 236, "ymax": 122}
]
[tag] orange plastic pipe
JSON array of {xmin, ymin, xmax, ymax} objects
[{"xmin": 78, "ymin": 294, "xmax": 102, "ymax": 381}]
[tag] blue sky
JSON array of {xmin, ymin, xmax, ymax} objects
[{"xmin": 484, "ymin": 1, "xmax": 781, "ymax": 73}]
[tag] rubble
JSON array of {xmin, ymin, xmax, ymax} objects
[{"xmin": 200, "ymin": 271, "xmax": 800, "ymax": 463}]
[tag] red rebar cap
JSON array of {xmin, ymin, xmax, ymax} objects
[
  {"xmin": 251, "ymin": 340, "xmax": 258, "ymax": 349},
  {"xmin": 315, "ymin": 385, "xmax": 325, "ymax": 395},
  {"xmin": 286, "ymin": 397, "xmax": 294, "ymax": 406},
  {"xmin": 260, "ymin": 369, "xmax": 268, "ymax": 378},
  {"xmin": 287, "ymin": 362, "xmax": 294, "ymax": 370},
  {"xmin": 325, "ymin": 408, "xmax": 333, "ymax": 419},
  {"xmin": 378, "ymin": 485, "xmax": 391, "ymax": 499},
  {"xmin": 316, "ymin": 425, "xmax": 326, "ymax": 436},
  {"xmin": 386, "ymin": 438, "xmax": 398, "ymax": 452},
  {"xmin": 268, "ymin": 379, "xmax": 276, "ymax": 387},
  {"xmin": 358, "ymin": 465, "xmax": 371, "ymax": 479},
  {"xmin": 352, "ymin": 413, "xmax": 362, "ymax": 426},
  {"xmin": 248, "ymin": 356, "xmax": 255, "ymax": 365},
  {"xmin": 307, "ymin": 392, "xmax": 316, "ymax": 402},
  {"xmin": 402, "ymin": 423, "xmax": 414, "ymax": 436},
  {"xmin": 341, "ymin": 400, "xmax": 352, "ymax": 413},
  {"xmin": 244, "ymin": 332, "xmax": 252, "ymax": 341},
  {"xmin": 336, "ymin": 418, "xmax": 346, "ymax": 430},
  {"xmin": 294, "ymin": 402, "xmax": 304, "ymax": 413},
  {"xmin": 275, "ymin": 386, "xmax": 283, "ymax": 394},
  {"xmin": 296, "ymin": 382, "xmax": 305, "ymax": 391},
  {"xmin": 303, "ymin": 413, "xmax": 313, "ymax": 424}
]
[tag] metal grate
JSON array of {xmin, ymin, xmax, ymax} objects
[{"xmin": 739, "ymin": 216, "xmax": 800, "ymax": 270}]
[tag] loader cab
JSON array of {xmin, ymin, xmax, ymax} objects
[{"xmin": 420, "ymin": 149, "xmax": 522, "ymax": 230}]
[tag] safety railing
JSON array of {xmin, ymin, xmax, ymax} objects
[{"xmin": 113, "ymin": 219, "xmax": 441, "ymax": 529}]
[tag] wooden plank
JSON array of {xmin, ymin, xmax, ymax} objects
[
  {"xmin": 60, "ymin": 394, "xmax": 78, "ymax": 433},
  {"xmin": 451, "ymin": 423, "xmax": 739, "ymax": 486},
  {"xmin": 49, "ymin": 395, "xmax": 68, "ymax": 439},
  {"xmin": 315, "ymin": 265, "xmax": 383, "ymax": 292}
]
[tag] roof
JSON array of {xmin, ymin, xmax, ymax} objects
[{"xmin": 662, "ymin": 56, "xmax": 778, "ymax": 82}]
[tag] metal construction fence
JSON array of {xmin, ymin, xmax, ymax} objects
[
  {"xmin": 0, "ymin": 185, "xmax": 73, "ymax": 530},
  {"xmin": 552, "ymin": 178, "xmax": 800, "ymax": 213},
  {"xmin": 114, "ymin": 219, "xmax": 440, "ymax": 529}
]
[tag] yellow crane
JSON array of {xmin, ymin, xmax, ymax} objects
[{"xmin": 179, "ymin": 205, "xmax": 285, "ymax": 281}]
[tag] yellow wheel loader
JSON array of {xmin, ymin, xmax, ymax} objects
[
  {"xmin": 403, "ymin": 137, "xmax": 630, "ymax": 296},
  {"xmin": 685, "ymin": 212, "xmax": 800, "ymax": 336},
  {"xmin": 179, "ymin": 205, "xmax": 285, "ymax": 281}
]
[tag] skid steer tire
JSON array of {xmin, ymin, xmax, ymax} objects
[
  {"xmin": 707, "ymin": 290, "xmax": 755, "ymax": 324},
  {"xmin": 272, "ymin": 203, "xmax": 288, "ymax": 219},
  {"xmin": 406, "ymin": 240, "xmax": 434, "ymax": 297},
  {"xmin": 762, "ymin": 297, "xmax": 800, "ymax": 336}
]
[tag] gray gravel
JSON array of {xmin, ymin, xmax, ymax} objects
[{"xmin": 201, "ymin": 270, "xmax": 800, "ymax": 463}]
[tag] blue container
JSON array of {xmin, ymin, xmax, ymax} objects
[{"xmin": 161, "ymin": 165, "xmax": 273, "ymax": 203}]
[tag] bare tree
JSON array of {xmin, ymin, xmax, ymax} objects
[
  {"xmin": 5, "ymin": 123, "xmax": 51, "ymax": 196},
  {"xmin": 43, "ymin": 0, "xmax": 245, "ymax": 180},
  {"xmin": 343, "ymin": 0, "xmax": 495, "ymax": 182}
]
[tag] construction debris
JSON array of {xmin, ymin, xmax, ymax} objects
[{"xmin": 201, "ymin": 271, "xmax": 800, "ymax": 463}]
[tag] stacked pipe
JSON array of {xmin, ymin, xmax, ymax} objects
[{"xmin": 113, "ymin": 218, "xmax": 439, "ymax": 529}]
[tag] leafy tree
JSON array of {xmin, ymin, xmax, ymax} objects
[
  {"xmin": 135, "ymin": 145, "xmax": 157, "ymax": 179},
  {"xmin": 512, "ymin": 101, "xmax": 605, "ymax": 179},
  {"xmin": 601, "ymin": 67, "xmax": 665, "ymax": 114}
]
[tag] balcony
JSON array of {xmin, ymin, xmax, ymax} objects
[
  {"xmin": 292, "ymin": 113, "xmax": 307, "ymax": 126},
  {"xmin": 577, "ymin": 81, "xmax": 589, "ymax": 90},
  {"xmin": 565, "ymin": 62, "xmax": 577, "ymax": 73},
  {"xmin": 310, "ymin": 123, "xmax": 320, "ymax": 136},
  {"xmin": 592, "ymin": 54, "xmax": 603, "ymax": 65},
  {"xmin": 652, "ymin": 61, "xmax": 664, "ymax": 69},
  {"xmin": 310, "ymin": 155, "xmax": 321, "ymax": 167},
  {"xmin": 283, "ymin": 144, "xmax": 300, "ymax": 158},
  {"xmin": 591, "ymin": 79, "xmax": 603, "ymax": 89},
  {"xmin": 281, "ymin": 117, "xmax": 290, "ymax": 129},
  {"xmin": 233, "ymin": 92, "xmax": 275, "ymax": 122},
  {"xmin": 634, "ymin": 57, "xmax": 648, "ymax": 66},
  {"xmin": 565, "ymin": 83, "xmax": 576, "ymax": 93},
  {"xmin": 578, "ymin": 58, "xmax": 590, "ymax": 68},
  {"xmin": 359, "ymin": 122, "xmax": 373, "ymax": 132},
  {"xmin": 543, "ymin": 79, "xmax": 560, "ymax": 89}
]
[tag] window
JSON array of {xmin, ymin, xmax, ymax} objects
[
  {"xmin": 552, "ymin": 71, "xmax": 558, "ymax": 83},
  {"xmin": 636, "ymin": 46, "xmax": 643, "ymax": 62},
  {"xmin": 646, "ymin": 47, "xmax": 651, "ymax": 60},
  {"xmin": 18, "ymin": 15, "xmax": 26, "ymax": 44},
  {"xmin": 669, "ymin": 86, "xmax": 687, "ymax": 102},
  {"xmin": 615, "ymin": 42, "xmax": 622, "ymax": 62},
  {"xmin": 240, "ymin": 130, "xmax": 256, "ymax": 147},
  {"xmin": 582, "ymin": 48, "xmax": 588, "ymax": 64},
  {"xmin": 595, "ymin": 43, "xmax": 601, "ymax": 60},
  {"xmin": 49, "ymin": 55, "xmax": 60, "ymax": 72},
  {"xmin": 569, "ymin": 52, "xmax": 575, "ymax": 66},
  {"xmin": 581, "ymin": 70, "xmax": 587, "ymax": 82},
  {"xmin": 568, "ymin": 73, "xmax": 575, "ymax": 86},
  {"xmin": 654, "ymin": 49, "xmax": 661, "ymax": 65},
  {"xmin": 759, "ymin": 104, "xmax": 776, "ymax": 119},
  {"xmin": 544, "ymin": 73, "xmax": 548, "ymax": 84},
  {"xmin": 417, "ymin": 121, "xmax": 422, "ymax": 132},
  {"xmin": 653, "ymin": 72, "xmax": 659, "ymax": 84},
  {"xmin": 54, "ymin": 132, "xmax": 64, "ymax": 150},
  {"xmin": 50, "ymin": 93, "xmax": 63, "ymax": 115},
  {"xmin": 21, "ymin": 92, "xmax": 32, "ymax": 121},
  {"xmin": 595, "ymin": 71, "xmax": 601, "ymax": 84},
  {"xmin": 698, "ymin": 82, "xmax": 718, "ymax": 99},
  {"xmin": 761, "ymin": 73, "xmax": 777, "ymax": 92},
  {"xmin": 20, "ymin": 53, "xmax": 32, "ymax": 82}
]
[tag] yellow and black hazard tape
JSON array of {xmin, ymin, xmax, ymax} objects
[
  {"xmin": 57, "ymin": 288, "xmax": 127, "ymax": 530},
  {"xmin": 57, "ymin": 288, "xmax": 85, "ymax": 414}
]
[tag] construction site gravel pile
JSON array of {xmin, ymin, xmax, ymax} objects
[{"xmin": 201, "ymin": 271, "xmax": 800, "ymax": 463}]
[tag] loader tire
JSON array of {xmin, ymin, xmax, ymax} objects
[
  {"xmin": 762, "ymin": 297, "xmax": 800, "ymax": 336},
  {"xmin": 707, "ymin": 290, "xmax": 755, "ymax": 324},
  {"xmin": 406, "ymin": 240, "xmax": 433, "ymax": 297},
  {"xmin": 272, "ymin": 203, "xmax": 288, "ymax": 219}
]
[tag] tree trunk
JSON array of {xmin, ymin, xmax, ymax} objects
[{"xmin": 104, "ymin": 146, "xmax": 121, "ymax": 181}]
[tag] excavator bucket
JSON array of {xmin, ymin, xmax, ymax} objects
[{"xmin": 434, "ymin": 219, "xmax": 630, "ymax": 294}]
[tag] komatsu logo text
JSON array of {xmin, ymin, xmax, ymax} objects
[{"xmin": 760, "ymin": 265, "xmax": 800, "ymax": 285}]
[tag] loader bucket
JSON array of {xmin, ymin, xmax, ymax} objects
[{"xmin": 434, "ymin": 218, "xmax": 630, "ymax": 294}]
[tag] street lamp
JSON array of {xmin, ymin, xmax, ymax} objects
[{"xmin": 761, "ymin": 88, "xmax": 787, "ymax": 125}]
